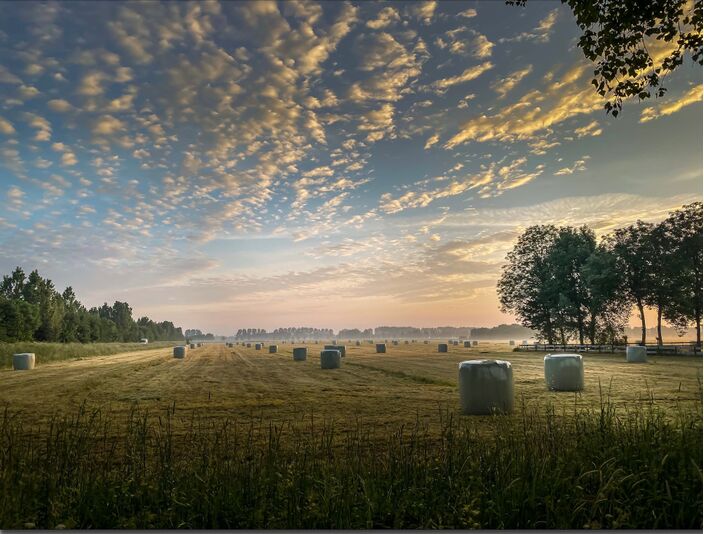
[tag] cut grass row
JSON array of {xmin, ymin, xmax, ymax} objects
[
  {"xmin": 0, "ymin": 398, "xmax": 700, "ymax": 529},
  {"xmin": 0, "ymin": 341, "xmax": 177, "ymax": 369}
]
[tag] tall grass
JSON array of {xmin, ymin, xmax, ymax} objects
[
  {"xmin": 0, "ymin": 342, "xmax": 176, "ymax": 369},
  {"xmin": 0, "ymin": 399, "xmax": 700, "ymax": 529}
]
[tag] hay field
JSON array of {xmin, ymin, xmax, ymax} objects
[{"xmin": 0, "ymin": 341, "xmax": 700, "ymax": 432}]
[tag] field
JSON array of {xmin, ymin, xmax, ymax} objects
[{"xmin": 0, "ymin": 342, "xmax": 701, "ymax": 528}]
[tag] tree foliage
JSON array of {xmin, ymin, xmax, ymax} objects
[
  {"xmin": 509, "ymin": 0, "xmax": 703, "ymax": 116},
  {"xmin": 498, "ymin": 203, "xmax": 703, "ymax": 344},
  {"xmin": 0, "ymin": 268, "xmax": 184, "ymax": 343}
]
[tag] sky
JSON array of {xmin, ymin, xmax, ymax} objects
[{"xmin": 0, "ymin": 1, "xmax": 701, "ymax": 335}]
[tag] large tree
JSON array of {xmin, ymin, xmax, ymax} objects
[
  {"xmin": 604, "ymin": 221, "xmax": 656, "ymax": 345},
  {"xmin": 498, "ymin": 225, "xmax": 561, "ymax": 343},
  {"xmin": 661, "ymin": 202, "xmax": 703, "ymax": 344},
  {"xmin": 509, "ymin": 0, "xmax": 703, "ymax": 116}
]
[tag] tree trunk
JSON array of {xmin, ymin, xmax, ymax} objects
[
  {"xmin": 577, "ymin": 314, "xmax": 585, "ymax": 344},
  {"xmin": 637, "ymin": 299, "xmax": 647, "ymax": 345},
  {"xmin": 656, "ymin": 304, "xmax": 663, "ymax": 345},
  {"xmin": 696, "ymin": 311, "xmax": 702, "ymax": 346}
]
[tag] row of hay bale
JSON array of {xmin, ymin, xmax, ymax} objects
[{"xmin": 458, "ymin": 346, "xmax": 650, "ymax": 415}]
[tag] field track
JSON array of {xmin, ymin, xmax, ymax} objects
[{"xmin": 0, "ymin": 342, "xmax": 700, "ymax": 432}]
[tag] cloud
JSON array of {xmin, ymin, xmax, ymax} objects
[
  {"xmin": 554, "ymin": 158, "xmax": 587, "ymax": 176},
  {"xmin": 491, "ymin": 65, "xmax": 532, "ymax": 97},
  {"xmin": 0, "ymin": 117, "xmax": 15, "ymax": 135},
  {"xmin": 424, "ymin": 134, "xmax": 439, "ymax": 149},
  {"xmin": 458, "ymin": 8, "xmax": 477, "ymax": 18},
  {"xmin": 574, "ymin": 120, "xmax": 602, "ymax": 137},
  {"xmin": 366, "ymin": 6, "xmax": 399, "ymax": 29},
  {"xmin": 445, "ymin": 63, "xmax": 602, "ymax": 148},
  {"xmin": 471, "ymin": 34, "xmax": 494, "ymax": 59},
  {"xmin": 639, "ymin": 85, "xmax": 702, "ymax": 122},
  {"xmin": 47, "ymin": 99, "xmax": 73, "ymax": 112},
  {"xmin": 431, "ymin": 61, "xmax": 493, "ymax": 92},
  {"xmin": 413, "ymin": 1, "xmax": 437, "ymax": 25},
  {"xmin": 500, "ymin": 8, "xmax": 558, "ymax": 43},
  {"xmin": 92, "ymin": 115, "xmax": 125, "ymax": 135}
]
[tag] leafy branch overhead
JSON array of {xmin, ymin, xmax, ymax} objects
[{"xmin": 508, "ymin": 0, "xmax": 703, "ymax": 116}]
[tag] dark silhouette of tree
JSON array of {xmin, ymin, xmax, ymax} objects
[{"xmin": 508, "ymin": 0, "xmax": 702, "ymax": 116}]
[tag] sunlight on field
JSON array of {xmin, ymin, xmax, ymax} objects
[{"xmin": 0, "ymin": 342, "xmax": 700, "ymax": 434}]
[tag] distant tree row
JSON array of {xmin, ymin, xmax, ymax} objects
[
  {"xmin": 0, "ymin": 268, "xmax": 184, "ymax": 343},
  {"xmin": 498, "ymin": 203, "xmax": 702, "ymax": 345},
  {"xmin": 230, "ymin": 325, "xmax": 530, "ymax": 340},
  {"xmin": 234, "ymin": 327, "xmax": 335, "ymax": 340}
]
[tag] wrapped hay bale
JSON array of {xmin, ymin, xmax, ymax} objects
[
  {"xmin": 269, "ymin": 345, "xmax": 278, "ymax": 354},
  {"xmin": 626, "ymin": 345, "xmax": 647, "ymax": 363},
  {"xmin": 453, "ymin": 340, "xmax": 459, "ymax": 346},
  {"xmin": 320, "ymin": 349, "xmax": 341, "ymax": 369},
  {"xmin": 393, "ymin": 340, "xmax": 399, "ymax": 346},
  {"xmin": 246, "ymin": 343, "xmax": 251, "ymax": 348},
  {"xmin": 189, "ymin": 343, "xmax": 196, "ymax": 349},
  {"xmin": 458, "ymin": 360, "xmax": 514, "ymax": 415},
  {"xmin": 404, "ymin": 340, "xmax": 409, "ymax": 344},
  {"xmin": 376, "ymin": 343, "xmax": 386, "ymax": 353},
  {"xmin": 438, "ymin": 343, "xmax": 448, "ymax": 353},
  {"xmin": 509, "ymin": 340, "xmax": 515, "ymax": 346},
  {"xmin": 255, "ymin": 343, "xmax": 262, "ymax": 350},
  {"xmin": 356, "ymin": 341, "xmax": 361, "ymax": 346},
  {"xmin": 324, "ymin": 344, "xmax": 346, "ymax": 357},
  {"xmin": 544, "ymin": 353, "xmax": 584, "ymax": 391},
  {"xmin": 293, "ymin": 347, "xmax": 307, "ymax": 361},
  {"xmin": 472, "ymin": 341, "xmax": 478, "ymax": 346},
  {"xmin": 12, "ymin": 353, "xmax": 35, "ymax": 370},
  {"xmin": 173, "ymin": 346, "xmax": 187, "ymax": 359},
  {"xmin": 424, "ymin": 340, "xmax": 429, "ymax": 344},
  {"xmin": 464, "ymin": 341, "xmax": 472, "ymax": 348}
]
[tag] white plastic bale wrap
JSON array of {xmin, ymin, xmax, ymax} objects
[
  {"xmin": 320, "ymin": 349, "xmax": 341, "ymax": 369},
  {"xmin": 376, "ymin": 343, "xmax": 386, "ymax": 353},
  {"xmin": 173, "ymin": 346, "xmax": 187, "ymax": 359},
  {"xmin": 458, "ymin": 359, "xmax": 514, "ymax": 415},
  {"xmin": 464, "ymin": 341, "xmax": 472, "ymax": 348},
  {"xmin": 12, "ymin": 353, "xmax": 35, "ymax": 370},
  {"xmin": 293, "ymin": 347, "xmax": 307, "ymax": 361},
  {"xmin": 269, "ymin": 345, "xmax": 278, "ymax": 354},
  {"xmin": 626, "ymin": 345, "xmax": 647, "ymax": 362},
  {"xmin": 438, "ymin": 343, "xmax": 448, "ymax": 353},
  {"xmin": 255, "ymin": 343, "xmax": 262, "ymax": 350},
  {"xmin": 544, "ymin": 353, "xmax": 584, "ymax": 391}
]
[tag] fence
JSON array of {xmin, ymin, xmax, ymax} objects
[{"xmin": 517, "ymin": 341, "xmax": 702, "ymax": 356}]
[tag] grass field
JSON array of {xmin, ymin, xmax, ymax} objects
[
  {"xmin": 0, "ymin": 341, "xmax": 178, "ymax": 369},
  {"xmin": 0, "ymin": 341, "xmax": 701, "ymax": 528}
]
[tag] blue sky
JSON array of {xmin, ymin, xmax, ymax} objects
[{"xmin": 0, "ymin": 0, "xmax": 701, "ymax": 333}]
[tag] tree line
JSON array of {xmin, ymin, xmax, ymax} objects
[
  {"xmin": 0, "ymin": 267, "xmax": 184, "ymax": 343},
  {"xmin": 498, "ymin": 203, "xmax": 702, "ymax": 345}
]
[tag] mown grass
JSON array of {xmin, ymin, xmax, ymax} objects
[
  {"xmin": 0, "ymin": 342, "xmax": 176, "ymax": 369},
  {"xmin": 0, "ymin": 397, "xmax": 700, "ymax": 529}
]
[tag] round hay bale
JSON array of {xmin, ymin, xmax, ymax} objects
[
  {"xmin": 293, "ymin": 347, "xmax": 307, "ymax": 361},
  {"xmin": 269, "ymin": 345, "xmax": 278, "ymax": 354},
  {"xmin": 404, "ymin": 340, "xmax": 409, "ymax": 344},
  {"xmin": 355, "ymin": 340, "xmax": 361, "ymax": 346},
  {"xmin": 472, "ymin": 340, "xmax": 478, "ymax": 346},
  {"xmin": 452, "ymin": 340, "xmax": 459, "ymax": 346},
  {"xmin": 255, "ymin": 343, "xmax": 262, "ymax": 350},
  {"xmin": 626, "ymin": 345, "xmax": 647, "ymax": 363},
  {"xmin": 320, "ymin": 349, "xmax": 341, "ymax": 369},
  {"xmin": 173, "ymin": 346, "xmax": 187, "ymax": 359},
  {"xmin": 464, "ymin": 341, "xmax": 472, "ymax": 348},
  {"xmin": 544, "ymin": 353, "xmax": 584, "ymax": 391},
  {"xmin": 458, "ymin": 360, "xmax": 514, "ymax": 415},
  {"xmin": 376, "ymin": 343, "xmax": 386, "ymax": 353},
  {"xmin": 324, "ymin": 344, "xmax": 346, "ymax": 357},
  {"xmin": 246, "ymin": 343, "xmax": 251, "ymax": 348},
  {"xmin": 393, "ymin": 340, "xmax": 399, "ymax": 346},
  {"xmin": 423, "ymin": 340, "xmax": 429, "ymax": 344},
  {"xmin": 12, "ymin": 353, "xmax": 35, "ymax": 370},
  {"xmin": 438, "ymin": 343, "xmax": 448, "ymax": 353},
  {"xmin": 509, "ymin": 340, "xmax": 515, "ymax": 346},
  {"xmin": 189, "ymin": 343, "xmax": 196, "ymax": 349}
]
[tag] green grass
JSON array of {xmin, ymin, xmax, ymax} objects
[
  {"xmin": 0, "ymin": 341, "xmax": 177, "ymax": 369},
  {"xmin": 0, "ymin": 398, "xmax": 700, "ymax": 529}
]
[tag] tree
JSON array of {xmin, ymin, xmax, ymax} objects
[
  {"xmin": 661, "ymin": 202, "xmax": 703, "ymax": 344},
  {"xmin": 508, "ymin": 0, "xmax": 703, "ymax": 116},
  {"xmin": 498, "ymin": 225, "xmax": 561, "ymax": 343},
  {"xmin": 604, "ymin": 221, "xmax": 656, "ymax": 344},
  {"xmin": 581, "ymin": 245, "xmax": 630, "ymax": 344}
]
